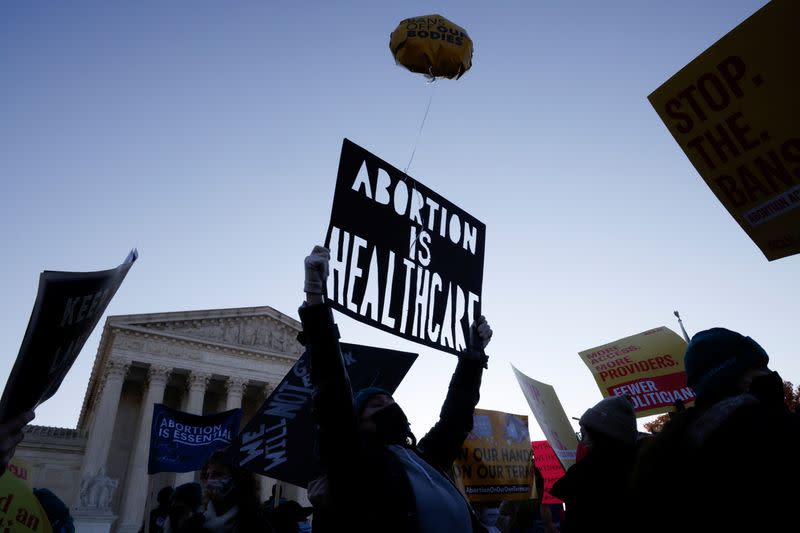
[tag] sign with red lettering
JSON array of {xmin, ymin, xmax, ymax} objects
[
  {"xmin": 325, "ymin": 139, "xmax": 485, "ymax": 356},
  {"xmin": 649, "ymin": 0, "xmax": 800, "ymax": 261},
  {"xmin": 579, "ymin": 327, "xmax": 694, "ymax": 417},
  {"xmin": 512, "ymin": 366, "xmax": 578, "ymax": 470},
  {"xmin": 532, "ymin": 440, "xmax": 565, "ymax": 505}
]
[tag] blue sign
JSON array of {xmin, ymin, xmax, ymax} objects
[{"xmin": 148, "ymin": 404, "xmax": 242, "ymax": 474}]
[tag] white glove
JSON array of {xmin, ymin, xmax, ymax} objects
[
  {"xmin": 304, "ymin": 245, "xmax": 330, "ymax": 295},
  {"xmin": 471, "ymin": 315, "xmax": 493, "ymax": 351}
]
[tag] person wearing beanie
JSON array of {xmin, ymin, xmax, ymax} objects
[
  {"xmin": 550, "ymin": 395, "xmax": 638, "ymax": 533},
  {"xmin": 631, "ymin": 327, "xmax": 800, "ymax": 532},
  {"xmin": 33, "ymin": 488, "xmax": 75, "ymax": 533},
  {"xmin": 300, "ymin": 245, "xmax": 493, "ymax": 533}
]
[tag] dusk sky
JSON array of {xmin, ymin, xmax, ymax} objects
[{"xmin": 2, "ymin": 0, "xmax": 796, "ymax": 441}]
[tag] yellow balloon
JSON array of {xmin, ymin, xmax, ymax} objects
[{"xmin": 390, "ymin": 14, "xmax": 473, "ymax": 80}]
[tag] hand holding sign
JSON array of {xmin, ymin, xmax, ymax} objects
[
  {"xmin": 0, "ymin": 410, "xmax": 34, "ymax": 476},
  {"xmin": 304, "ymin": 246, "xmax": 331, "ymax": 296}
]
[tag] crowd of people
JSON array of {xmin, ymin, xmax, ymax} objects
[{"xmin": 1, "ymin": 245, "xmax": 798, "ymax": 532}]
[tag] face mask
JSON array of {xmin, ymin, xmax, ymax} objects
[
  {"xmin": 298, "ymin": 520, "xmax": 311, "ymax": 533},
  {"xmin": 748, "ymin": 370, "xmax": 784, "ymax": 406},
  {"xmin": 370, "ymin": 403, "xmax": 412, "ymax": 445},
  {"xmin": 205, "ymin": 477, "xmax": 235, "ymax": 499}
]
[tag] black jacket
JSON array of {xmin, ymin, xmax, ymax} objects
[
  {"xmin": 298, "ymin": 303, "xmax": 487, "ymax": 533},
  {"xmin": 550, "ymin": 446, "xmax": 636, "ymax": 533},
  {"xmin": 631, "ymin": 392, "xmax": 800, "ymax": 532}
]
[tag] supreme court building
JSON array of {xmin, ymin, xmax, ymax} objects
[{"xmin": 16, "ymin": 306, "xmax": 306, "ymax": 533}]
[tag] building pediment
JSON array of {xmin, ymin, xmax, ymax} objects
[{"xmin": 109, "ymin": 306, "xmax": 303, "ymax": 356}]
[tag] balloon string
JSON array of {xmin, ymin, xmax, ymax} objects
[
  {"xmin": 403, "ymin": 79, "xmax": 436, "ymax": 177},
  {"xmin": 404, "ymin": 78, "xmax": 436, "ymax": 257}
]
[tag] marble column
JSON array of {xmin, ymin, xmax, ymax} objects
[
  {"xmin": 118, "ymin": 364, "xmax": 171, "ymax": 533},
  {"xmin": 224, "ymin": 375, "xmax": 248, "ymax": 411},
  {"xmin": 174, "ymin": 371, "xmax": 211, "ymax": 486},
  {"xmin": 79, "ymin": 357, "xmax": 131, "ymax": 487}
]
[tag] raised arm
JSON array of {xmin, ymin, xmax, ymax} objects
[
  {"xmin": 297, "ymin": 246, "xmax": 358, "ymax": 473},
  {"xmin": 418, "ymin": 317, "xmax": 493, "ymax": 470}
]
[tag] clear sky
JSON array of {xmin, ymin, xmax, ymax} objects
[{"xmin": 2, "ymin": 0, "xmax": 795, "ymax": 441}]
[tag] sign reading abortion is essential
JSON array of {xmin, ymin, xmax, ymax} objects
[
  {"xmin": 326, "ymin": 139, "xmax": 486, "ymax": 356},
  {"xmin": 148, "ymin": 405, "xmax": 242, "ymax": 474}
]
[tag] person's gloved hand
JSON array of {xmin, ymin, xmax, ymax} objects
[
  {"xmin": 472, "ymin": 315, "xmax": 493, "ymax": 351},
  {"xmin": 304, "ymin": 245, "xmax": 330, "ymax": 295},
  {"xmin": 462, "ymin": 315, "xmax": 492, "ymax": 367},
  {"xmin": 0, "ymin": 410, "xmax": 34, "ymax": 475}
]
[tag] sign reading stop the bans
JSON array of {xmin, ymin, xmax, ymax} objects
[{"xmin": 649, "ymin": 0, "xmax": 800, "ymax": 260}]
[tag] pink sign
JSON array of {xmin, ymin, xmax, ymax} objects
[{"xmin": 532, "ymin": 440, "xmax": 565, "ymax": 504}]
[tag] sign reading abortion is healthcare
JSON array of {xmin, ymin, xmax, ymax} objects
[
  {"xmin": 148, "ymin": 405, "xmax": 242, "ymax": 474},
  {"xmin": 326, "ymin": 139, "xmax": 485, "ymax": 356}
]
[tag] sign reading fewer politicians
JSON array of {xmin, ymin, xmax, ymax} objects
[
  {"xmin": 236, "ymin": 342, "xmax": 417, "ymax": 487},
  {"xmin": 454, "ymin": 408, "xmax": 533, "ymax": 503},
  {"xmin": 148, "ymin": 405, "xmax": 242, "ymax": 474},
  {"xmin": 579, "ymin": 327, "xmax": 694, "ymax": 417},
  {"xmin": 649, "ymin": 0, "xmax": 800, "ymax": 261},
  {"xmin": 325, "ymin": 139, "xmax": 486, "ymax": 356}
]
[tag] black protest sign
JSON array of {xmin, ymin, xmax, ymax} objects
[
  {"xmin": 0, "ymin": 250, "xmax": 137, "ymax": 422},
  {"xmin": 325, "ymin": 139, "xmax": 485, "ymax": 356},
  {"xmin": 236, "ymin": 342, "xmax": 417, "ymax": 487}
]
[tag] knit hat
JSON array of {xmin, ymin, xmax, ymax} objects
[
  {"xmin": 171, "ymin": 482, "xmax": 203, "ymax": 511},
  {"xmin": 684, "ymin": 327, "xmax": 769, "ymax": 399},
  {"xmin": 353, "ymin": 387, "xmax": 392, "ymax": 418},
  {"xmin": 33, "ymin": 488, "xmax": 75, "ymax": 533},
  {"xmin": 579, "ymin": 396, "xmax": 637, "ymax": 446}
]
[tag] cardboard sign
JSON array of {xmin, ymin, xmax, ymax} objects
[
  {"xmin": 532, "ymin": 440, "xmax": 565, "ymax": 505},
  {"xmin": 236, "ymin": 342, "xmax": 417, "ymax": 487},
  {"xmin": 649, "ymin": 0, "xmax": 800, "ymax": 260},
  {"xmin": 148, "ymin": 406, "xmax": 242, "ymax": 474},
  {"xmin": 0, "ymin": 250, "xmax": 137, "ymax": 422},
  {"xmin": 579, "ymin": 327, "xmax": 694, "ymax": 417},
  {"xmin": 454, "ymin": 408, "xmax": 533, "ymax": 503},
  {"xmin": 0, "ymin": 470, "xmax": 52, "ymax": 533},
  {"xmin": 325, "ymin": 139, "xmax": 486, "ymax": 356},
  {"xmin": 512, "ymin": 366, "xmax": 578, "ymax": 470}
]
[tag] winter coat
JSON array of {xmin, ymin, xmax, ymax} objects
[
  {"xmin": 298, "ymin": 303, "xmax": 488, "ymax": 533},
  {"xmin": 550, "ymin": 446, "xmax": 636, "ymax": 533},
  {"xmin": 631, "ymin": 392, "xmax": 800, "ymax": 532}
]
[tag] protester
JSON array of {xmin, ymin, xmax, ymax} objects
[
  {"xmin": 33, "ymin": 488, "xmax": 75, "ymax": 533},
  {"xmin": 0, "ymin": 409, "xmax": 34, "ymax": 475},
  {"xmin": 163, "ymin": 482, "xmax": 206, "ymax": 533},
  {"xmin": 632, "ymin": 327, "xmax": 800, "ymax": 532},
  {"xmin": 200, "ymin": 449, "xmax": 274, "ymax": 533},
  {"xmin": 150, "ymin": 486, "xmax": 175, "ymax": 533},
  {"xmin": 301, "ymin": 245, "xmax": 493, "ymax": 533},
  {"xmin": 550, "ymin": 395, "xmax": 637, "ymax": 533},
  {"xmin": 269, "ymin": 500, "xmax": 313, "ymax": 533}
]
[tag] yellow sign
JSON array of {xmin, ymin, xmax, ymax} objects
[
  {"xmin": 512, "ymin": 366, "xmax": 578, "ymax": 470},
  {"xmin": 6, "ymin": 458, "xmax": 33, "ymax": 488},
  {"xmin": 649, "ymin": 0, "xmax": 800, "ymax": 261},
  {"xmin": 454, "ymin": 408, "xmax": 533, "ymax": 503},
  {"xmin": 579, "ymin": 327, "xmax": 693, "ymax": 417},
  {"xmin": 0, "ymin": 470, "xmax": 52, "ymax": 533}
]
